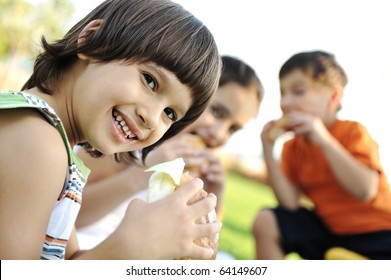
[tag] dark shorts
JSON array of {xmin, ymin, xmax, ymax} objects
[{"xmin": 272, "ymin": 206, "xmax": 391, "ymax": 260}]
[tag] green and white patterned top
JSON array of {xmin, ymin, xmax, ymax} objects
[{"xmin": 0, "ymin": 91, "xmax": 90, "ymax": 260}]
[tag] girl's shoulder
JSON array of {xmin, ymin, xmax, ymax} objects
[
  {"xmin": 0, "ymin": 102, "xmax": 68, "ymax": 168},
  {"xmin": 0, "ymin": 90, "xmax": 89, "ymax": 177},
  {"xmin": 0, "ymin": 91, "xmax": 69, "ymax": 165}
]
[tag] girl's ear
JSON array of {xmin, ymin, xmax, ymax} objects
[
  {"xmin": 329, "ymin": 84, "xmax": 343, "ymax": 111},
  {"xmin": 77, "ymin": 19, "xmax": 104, "ymax": 60}
]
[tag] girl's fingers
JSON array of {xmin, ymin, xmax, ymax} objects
[
  {"xmin": 183, "ymin": 155, "xmax": 206, "ymax": 168},
  {"xmin": 174, "ymin": 178, "xmax": 204, "ymax": 201},
  {"xmin": 193, "ymin": 220, "xmax": 222, "ymax": 238},
  {"xmin": 188, "ymin": 193, "xmax": 217, "ymax": 216},
  {"xmin": 187, "ymin": 244, "xmax": 216, "ymax": 260},
  {"xmin": 180, "ymin": 221, "xmax": 221, "ymax": 260}
]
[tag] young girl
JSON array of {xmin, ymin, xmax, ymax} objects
[
  {"xmin": 253, "ymin": 50, "xmax": 391, "ymax": 260},
  {"xmin": 73, "ymin": 55, "xmax": 263, "ymax": 251},
  {"xmin": 0, "ymin": 0, "xmax": 222, "ymax": 260}
]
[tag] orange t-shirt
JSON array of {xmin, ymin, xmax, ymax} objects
[{"xmin": 281, "ymin": 120, "xmax": 391, "ymax": 234}]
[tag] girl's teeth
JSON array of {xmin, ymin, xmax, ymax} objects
[{"xmin": 113, "ymin": 110, "xmax": 135, "ymax": 139}]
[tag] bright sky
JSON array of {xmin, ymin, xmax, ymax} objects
[{"xmin": 71, "ymin": 0, "xmax": 391, "ymax": 172}]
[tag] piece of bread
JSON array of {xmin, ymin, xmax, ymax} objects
[
  {"xmin": 184, "ymin": 134, "xmax": 206, "ymax": 149},
  {"xmin": 176, "ymin": 173, "xmax": 219, "ymax": 260},
  {"xmin": 268, "ymin": 116, "xmax": 289, "ymax": 141},
  {"xmin": 183, "ymin": 134, "xmax": 206, "ymax": 177}
]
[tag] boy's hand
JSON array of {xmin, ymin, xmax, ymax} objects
[{"xmin": 287, "ymin": 112, "xmax": 331, "ymax": 147}]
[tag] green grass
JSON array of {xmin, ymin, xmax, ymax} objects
[{"xmin": 218, "ymin": 171, "xmax": 301, "ymax": 260}]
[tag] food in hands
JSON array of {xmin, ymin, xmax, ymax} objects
[
  {"xmin": 185, "ymin": 134, "xmax": 206, "ymax": 149},
  {"xmin": 145, "ymin": 158, "xmax": 219, "ymax": 260},
  {"xmin": 268, "ymin": 116, "xmax": 290, "ymax": 141},
  {"xmin": 183, "ymin": 134, "xmax": 206, "ymax": 177}
]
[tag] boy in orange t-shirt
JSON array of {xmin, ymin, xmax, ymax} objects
[{"xmin": 253, "ymin": 50, "xmax": 391, "ymax": 260}]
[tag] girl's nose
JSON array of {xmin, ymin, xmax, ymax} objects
[
  {"xmin": 137, "ymin": 105, "xmax": 160, "ymax": 131},
  {"xmin": 208, "ymin": 123, "xmax": 229, "ymax": 148}
]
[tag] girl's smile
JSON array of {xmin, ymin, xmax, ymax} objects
[{"xmin": 111, "ymin": 109, "xmax": 141, "ymax": 143}]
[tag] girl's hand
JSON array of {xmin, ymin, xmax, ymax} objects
[
  {"xmin": 112, "ymin": 177, "xmax": 221, "ymax": 259},
  {"xmin": 199, "ymin": 150, "xmax": 225, "ymax": 193},
  {"xmin": 145, "ymin": 134, "xmax": 205, "ymax": 168},
  {"xmin": 198, "ymin": 150, "xmax": 226, "ymax": 216}
]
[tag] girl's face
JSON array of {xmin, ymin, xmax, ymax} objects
[
  {"xmin": 73, "ymin": 60, "xmax": 192, "ymax": 155},
  {"xmin": 279, "ymin": 69, "xmax": 333, "ymax": 119},
  {"xmin": 185, "ymin": 82, "xmax": 259, "ymax": 148}
]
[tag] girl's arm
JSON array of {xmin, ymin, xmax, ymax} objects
[{"xmin": 0, "ymin": 109, "xmax": 68, "ymax": 259}]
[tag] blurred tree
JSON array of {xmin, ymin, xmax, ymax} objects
[
  {"xmin": 0, "ymin": 0, "xmax": 75, "ymax": 57},
  {"xmin": 0, "ymin": 0, "xmax": 75, "ymax": 89}
]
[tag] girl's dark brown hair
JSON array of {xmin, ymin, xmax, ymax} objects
[
  {"xmin": 22, "ymin": 0, "xmax": 221, "ymax": 164},
  {"xmin": 219, "ymin": 55, "xmax": 264, "ymax": 103}
]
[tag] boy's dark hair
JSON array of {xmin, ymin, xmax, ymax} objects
[
  {"xmin": 22, "ymin": 0, "xmax": 221, "ymax": 164},
  {"xmin": 279, "ymin": 50, "xmax": 348, "ymax": 88},
  {"xmin": 219, "ymin": 55, "xmax": 264, "ymax": 103}
]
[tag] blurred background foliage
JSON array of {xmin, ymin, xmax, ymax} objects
[{"xmin": 0, "ymin": 0, "xmax": 75, "ymax": 90}]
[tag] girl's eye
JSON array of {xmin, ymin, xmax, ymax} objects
[
  {"xmin": 143, "ymin": 73, "xmax": 157, "ymax": 90},
  {"xmin": 229, "ymin": 125, "xmax": 240, "ymax": 135},
  {"xmin": 211, "ymin": 105, "xmax": 223, "ymax": 119},
  {"xmin": 293, "ymin": 87, "xmax": 306, "ymax": 95},
  {"xmin": 164, "ymin": 108, "xmax": 177, "ymax": 121}
]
